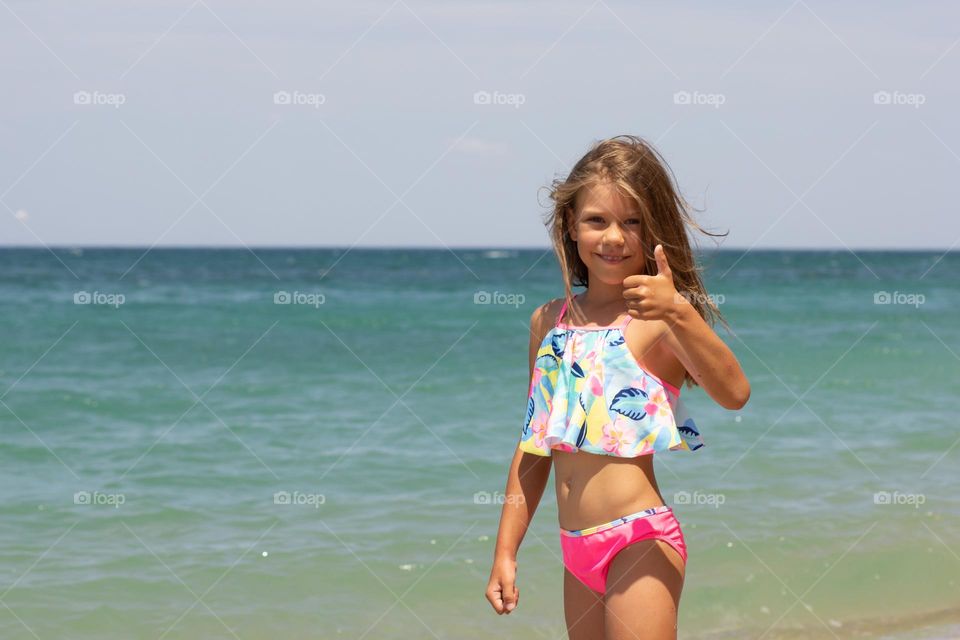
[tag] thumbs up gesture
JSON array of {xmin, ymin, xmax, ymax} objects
[{"xmin": 622, "ymin": 244, "xmax": 683, "ymax": 322}]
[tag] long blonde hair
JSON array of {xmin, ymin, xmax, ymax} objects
[{"xmin": 543, "ymin": 135, "xmax": 728, "ymax": 389}]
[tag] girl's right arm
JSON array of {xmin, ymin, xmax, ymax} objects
[{"xmin": 485, "ymin": 302, "xmax": 555, "ymax": 615}]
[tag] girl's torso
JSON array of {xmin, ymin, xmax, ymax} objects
[{"xmin": 542, "ymin": 297, "xmax": 687, "ymax": 530}]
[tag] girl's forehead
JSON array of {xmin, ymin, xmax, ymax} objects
[{"xmin": 576, "ymin": 181, "xmax": 639, "ymax": 215}]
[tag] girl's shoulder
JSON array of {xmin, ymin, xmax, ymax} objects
[
  {"xmin": 528, "ymin": 297, "xmax": 566, "ymax": 345},
  {"xmin": 532, "ymin": 297, "xmax": 566, "ymax": 329}
]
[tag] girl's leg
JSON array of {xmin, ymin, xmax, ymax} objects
[
  {"xmin": 603, "ymin": 539, "xmax": 685, "ymax": 640},
  {"xmin": 563, "ymin": 567, "xmax": 606, "ymax": 640}
]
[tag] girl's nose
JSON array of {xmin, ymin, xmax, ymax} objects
[{"xmin": 602, "ymin": 225, "xmax": 625, "ymax": 246}]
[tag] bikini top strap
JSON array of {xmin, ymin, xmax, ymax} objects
[
  {"xmin": 619, "ymin": 312, "xmax": 633, "ymax": 330},
  {"xmin": 556, "ymin": 299, "xmax": 569, "ymax": 324}
]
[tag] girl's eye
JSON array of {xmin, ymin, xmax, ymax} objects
[
  {"xmin": 586, "ymin": 217, "xmax": 639, "ymax": 225},
  {"xmin": 583, "ymin": 216, "xmax": 640, "ymax": 226}
]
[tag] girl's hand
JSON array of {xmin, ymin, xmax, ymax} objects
[
  {"xmin": 485, "ymin": 556, "xmax": 520, "ymax": 614},
  {"xmin": 622, "ymin": 244, "xmax": 683, "ymax": 322}
]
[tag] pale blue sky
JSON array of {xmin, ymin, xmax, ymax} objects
[{"xmin": 1, "ymin": 1, "xmax": 957, "ymax": 249}]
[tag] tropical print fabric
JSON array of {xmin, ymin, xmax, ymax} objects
[{"xmin": 519, "ymin": 311, "xmax": 704, "ymax": 458}]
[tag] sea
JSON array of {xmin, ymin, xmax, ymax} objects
[{"xmin": 0, "ymin": 247, "xmax": 957, "ymax": 639}]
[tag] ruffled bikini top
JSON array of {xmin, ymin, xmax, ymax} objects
[{"xmin": 518, "ymin": 297, "xmax": 704, "ymax": 457}]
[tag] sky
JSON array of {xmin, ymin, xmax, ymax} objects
[{"xmin": 0, "ymin": 1, "xmax": 957, "ymax": 250}]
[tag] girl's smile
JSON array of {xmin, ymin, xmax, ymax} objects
[{"xmin": 595, "ymin": 252, "xmax": 630, "ymax": 264}]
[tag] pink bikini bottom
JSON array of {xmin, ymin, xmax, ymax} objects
[{"xmin": 560, "ymin": 504, "xmax": 687, "ymax": 595}]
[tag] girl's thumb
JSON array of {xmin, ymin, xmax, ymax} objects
[{"xmin": 505, "ymin": 584, "xmax": 518, "ymax": 611}]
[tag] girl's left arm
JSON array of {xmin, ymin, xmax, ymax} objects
[
  {"xmin": 663, "ymin": 301, "xmax": 750, "ymax": 410},
  {"xmin": 623, "ymin": 244, "xmax": 750, "ymax": 410}
]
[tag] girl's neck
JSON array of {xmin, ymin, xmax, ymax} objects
[
  {"xmin": 579, "ymin": 277, "xmax": 627, "ymax": 310},
  {"xmin": 570, "ymin": 278, "xmax": 628, "ymax": 323}
]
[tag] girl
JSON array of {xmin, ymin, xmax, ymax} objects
[{"xmin": 485, "ymin": 135, "xmax": 750, "ymax": 640}]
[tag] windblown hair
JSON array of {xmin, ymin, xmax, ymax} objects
[{"xmin": 543, "ymin": 135, "xmax": 729, "ymax": 389}]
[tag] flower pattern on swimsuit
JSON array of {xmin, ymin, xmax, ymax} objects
[{"xmin": 518, "ymin": 301, "xmax": 704, "ymax": 458}]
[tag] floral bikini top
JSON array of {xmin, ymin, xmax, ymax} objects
[{"xmin": 518, "ymin": 297, "xmax": 704, "ymax": 457}]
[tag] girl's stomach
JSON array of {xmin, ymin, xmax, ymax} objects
[{"xmin": 552, "ymin": 449, "xmax": 666, "ymax": 530}]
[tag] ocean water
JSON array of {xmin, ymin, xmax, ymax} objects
[{"xmin": 0, "ymin": 247, "xmax": 958, "ymax": 639}]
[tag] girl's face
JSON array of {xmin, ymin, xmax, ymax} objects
[{"xmin": 568, "ymin": 181, "xmax": 646, "ymax": 284}]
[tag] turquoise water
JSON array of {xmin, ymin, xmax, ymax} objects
[{"xmin": 1, "ymin": 247, "xmax": 958, "ymax": 639}]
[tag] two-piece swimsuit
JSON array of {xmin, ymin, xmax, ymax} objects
[{"xmin": 518, "ymin": 296, "xmax": 705, "ymax": 595}]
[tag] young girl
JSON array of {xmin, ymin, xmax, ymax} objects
[{"xmin": 485, "ymin": 135, "xmax": 750, "ymax": 640}]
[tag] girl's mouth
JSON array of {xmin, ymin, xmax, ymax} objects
[{"xmin": 595, "ymin": 253, "xmax": 629, "ymax": 264}]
